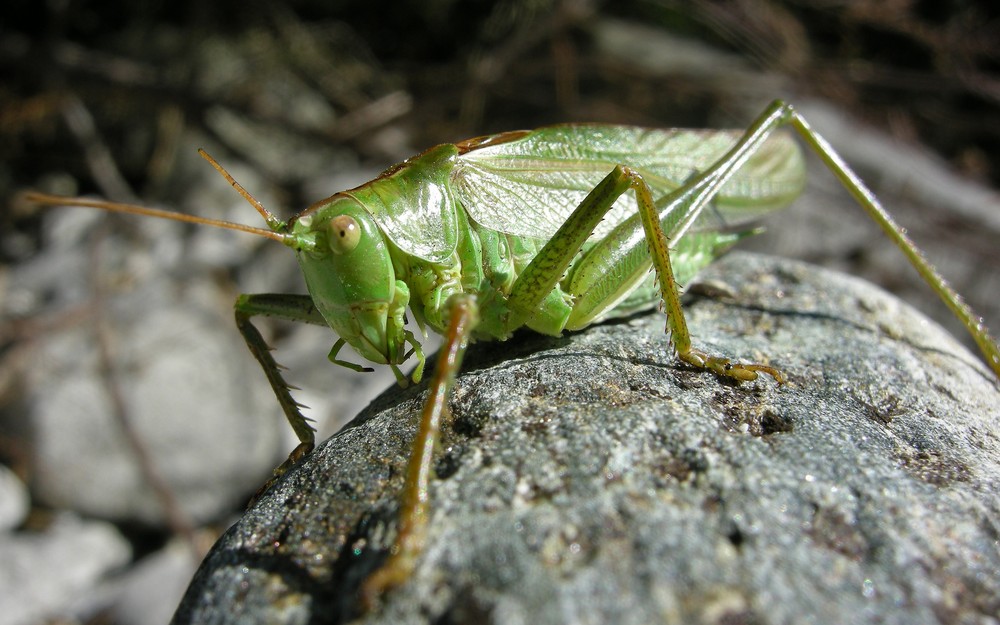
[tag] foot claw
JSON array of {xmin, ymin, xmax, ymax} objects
[{"xmin": 680, "ymin": 349, "xmax": 786, "ymax": 384}]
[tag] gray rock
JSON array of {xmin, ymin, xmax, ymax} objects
[
  {"xmin": 0, "ymin": 513, "xmax": 131, "ymax": 625},
  {"xmin": 23, "ymin": 266, "xmax": 286, "ymax": 526},
  {"xmin": 170, "ymin": 252, "xmax": 999, "ymax": 624},
  {"xmin": 0, "ymin": 465, "xmax": 29, "ymax": 532},
  {"xmin": 99, "ymin": 538, "xmax": 202, "ymax": 625}
]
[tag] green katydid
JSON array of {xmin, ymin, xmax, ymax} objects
[{"xmin": 25, "ymin": 100, "xmax": 1000, "ymax": 606}]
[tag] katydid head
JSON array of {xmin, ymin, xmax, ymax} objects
[{"xmin": 290, "ymin": 195, "xmax": 418, "ymax": 380}]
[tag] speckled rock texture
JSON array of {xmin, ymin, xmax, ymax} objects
[{"xmin": 171, "ymin": 253, "xmax": 1000, "ymax": 625}]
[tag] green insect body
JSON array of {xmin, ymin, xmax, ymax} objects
[
  {"xmin": 282, "ymin": 125, "xmax": 802, "ymax": 377},
  {"xmin": 26, "ymin": 100, "xmax": 1000, "ymax": 610}
]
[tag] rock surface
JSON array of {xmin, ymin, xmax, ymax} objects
[
  {"xmin": 0, "ymin": 513, "xmax": 132, "ymax": 625},
  {"xmin": 170, "ymin": 253, "xmax": 1000, "ymax": 625},
  {"xmin": 0, "ymin": 466, "xmax": 28, "ymax": 532}
]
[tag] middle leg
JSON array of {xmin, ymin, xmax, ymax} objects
[{"xmin": 506, "ymin": 165, "xmax": 784, "ymax": 383}]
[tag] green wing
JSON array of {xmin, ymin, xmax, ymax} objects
[{"xmin": 451, "ymin": 124, "xmax": 805, "ymax": 240}]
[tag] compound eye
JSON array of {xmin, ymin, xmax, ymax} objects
[{"xmin": 328, "ymin": 215, "xmax": 361, "ymax": 254}]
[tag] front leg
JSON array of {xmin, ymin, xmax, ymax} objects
[
  {"xmin": 361, "ymin": 293, "xmax": 479, "ymax": 608},
  {"xmin": 234, "ymin": 293, "xmax": 329, "ymax": 499}
]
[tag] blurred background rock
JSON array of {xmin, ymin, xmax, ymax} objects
[{"xmin": 1, "ymin": 1, "xmax": 997, "ymax": 623}]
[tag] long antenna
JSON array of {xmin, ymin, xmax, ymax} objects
[
  {"xmin": 22, "ymin": 150, "xmax": 295, "ymax": 243},
  {"xmin": 197, "ymin": 149, "xmax": 287, "ymax": 233},
  {"xmin": 23, "ymin": 191, "xmax": 290, "ymax": 243}
]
